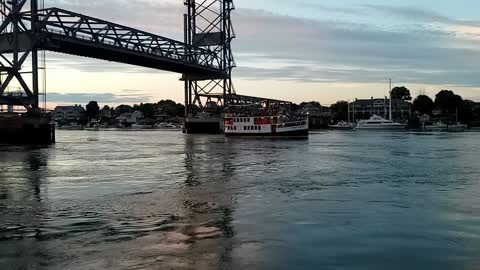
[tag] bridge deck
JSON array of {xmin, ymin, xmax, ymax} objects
[{"xmin": 0, "ymin": 8, "xmax": 225, "ymax": 79}]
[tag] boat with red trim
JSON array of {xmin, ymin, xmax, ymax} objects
[{"xmin": 224, "ymin": 114, "xmax": 308, "ymax": 137}]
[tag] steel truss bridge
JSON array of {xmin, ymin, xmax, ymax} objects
[{"xmin": 0, "ymin": 0, "xmax": 286, "ymax": 123}]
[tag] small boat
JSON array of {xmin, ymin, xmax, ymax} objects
[
  {"xmin": 57, "ymin": 123, "xmax": 84, "ymax": 130},
  {"xmin": 447, "ymin": 123, "xmax": 467, "ymax": 132},
  {"xmin": 329, "ymin": 121, "xmax": 354, "ymax": 130},
  {"xmin": 355, "ymin": 115, "xmax": 406, "ymax": 130},
  {"xmin": 224, "ymin": 114, "xmax": 309, "ymax": 137},
  {"xmin": 425, "ymin": 121, "xmax": 448, "ymax": 131}
]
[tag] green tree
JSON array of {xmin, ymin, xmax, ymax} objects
[
  {"xmin": 435, "ymin": 90, "xmax": 463, "ymax": 114},
  {"xmin": 134, "ymin": 103, "xmax": 155, "ymax": 118},
  {"xmin": 412, "ymin": 95, "xmax": 435, "ymax": 115},
  {"xmin": 158, "ymin": 100, "xmax": 181, "ymax": 116},
  {"xmin": 474, "ymin": 106, "xmax": 480, "ymax": 121},
  {"xmin": 115, "ymin": 105, "xmax": 133, "ymax": 115},
  {"xmin": 330, "ymin": 101, "xmax": 349, "ymax": 121},
  {"xmin": 460, "ymin": 100, "xmax": 475, "ymax": 122},
  {"xmin": 391, "ymin": 86, "xmax": 412, "ymax": 101},
  {"xmin": 86, "ymin": 101, "xmax": 100, "ymax": 120}
]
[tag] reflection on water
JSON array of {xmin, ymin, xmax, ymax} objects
[{"xmin": 0, "ymin": 130, "xmax": 480, "ymax": 269}]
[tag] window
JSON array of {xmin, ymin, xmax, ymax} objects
[
  {"xmin": 244, "ymin": 126, "xmax": 247, "ymax": 131},
  {"xmin": 234, "ymin": 126, "xmax": 237, "ymax": 130}
]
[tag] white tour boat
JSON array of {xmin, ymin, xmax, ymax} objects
[
  {"xmin": 224, "ymin": 115, "xmax": 309, "ymax": 137},
  {"xmin": 355, "ymin": 115, "xmax": 406, "ymax": 130}
]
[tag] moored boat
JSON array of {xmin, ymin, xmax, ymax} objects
[
  {"xmin": 447, "ymin": 123, "xmax": 467, "ymax": 132},
  {"xmin": 355, "ymin": 115, "xmax": 406, "ymax": 130},
  {"xmin": 424, "ymin": 121, "xmax": 448, "ymax": 131},
  {"xmin": 329, "ymin": 121, "xmax": 354, "ymax": 130}
]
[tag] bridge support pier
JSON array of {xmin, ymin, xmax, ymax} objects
[{"xmin": 0, "ymin": 0, "xmax": 54, "ymax": 145}]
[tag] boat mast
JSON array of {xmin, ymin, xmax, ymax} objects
[
  {"xmin": 389, "ymin": 78, "xmax": 393, "ymax": 121},
  {"xmin": 348, "ymin": 100, "xmax": 350, "ymax": 123},
  {"xmin": 353, "ymin": 100, "xmax": 356, "ymax": 123}
]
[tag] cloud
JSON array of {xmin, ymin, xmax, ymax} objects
[
  {"xmin": 47, "ymin": 91, "xmax": 152, "ymax": 104},
  {"xmin": 39, "ymin": 0, "xmax": 480, "ymax": 93}
]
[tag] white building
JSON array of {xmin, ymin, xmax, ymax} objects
[
  {"xmin": 116, "ymin": 110, "xmax": 144, "ymax": 124},
  {"xmin": 54, "ymin": 105, "xmax": 85, "ymax": 122}
]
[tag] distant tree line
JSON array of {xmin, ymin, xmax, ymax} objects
[{"xmin": 85, "ymin": 100, "xmax": 185, "ymax": 121}]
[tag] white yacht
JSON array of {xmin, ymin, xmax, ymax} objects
[
  {"xmin": 355, "ymin": 115, "xmax": 406, "ymax": 130},
  {"xmin": 355, "ymin": 79, "xmax": 407, "ymax": 131}
]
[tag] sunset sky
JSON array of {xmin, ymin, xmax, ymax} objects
[{"xmin": 23, "ymin": 0, "xmax": 480, "ymax": 107}]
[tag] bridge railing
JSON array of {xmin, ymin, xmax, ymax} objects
[{"xmin": 19, "ymin": 8, "xmax": 222, "ymax": 70}]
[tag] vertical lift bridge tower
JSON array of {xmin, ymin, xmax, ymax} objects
[{"xmin": 183, "ymin": 0, "xmax": 235, "ymax": 134}]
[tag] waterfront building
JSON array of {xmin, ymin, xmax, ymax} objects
[
  {"xmin": 115, "ymin": 110, "xmax": 144, "ymax": 124},
  {"xmin": 54, "ymin": 105, "xmax": 85, "ymax": 122},
  {"xmin": 350, "ymin": 97, "xmax": 411, "ymax": 121}
]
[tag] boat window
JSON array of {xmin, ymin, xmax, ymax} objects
[
  {"xmin": 244, "ymin": 126, "xmax": 247, "ymax": 131},
  {"xmin": 234, "ymin": 126, "xmax": 237, "ymax": 130}
]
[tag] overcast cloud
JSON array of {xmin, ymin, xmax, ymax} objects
[{"xmin": 39, "ymin": 0, "xmax": 480, "ymax": 102}]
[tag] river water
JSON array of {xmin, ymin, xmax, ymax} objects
[{"xmin": 1, "ymin": 130, "xmax": 480, "ymax": 270}]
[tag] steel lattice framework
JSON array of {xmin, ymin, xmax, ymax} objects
[
  {"xmin": 0, "ymin": 0, "xmax": 226, "ymax": 107},
  {"xmin": 184, "ymin": 0, "xmax": 236, "ymax": 115}
]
